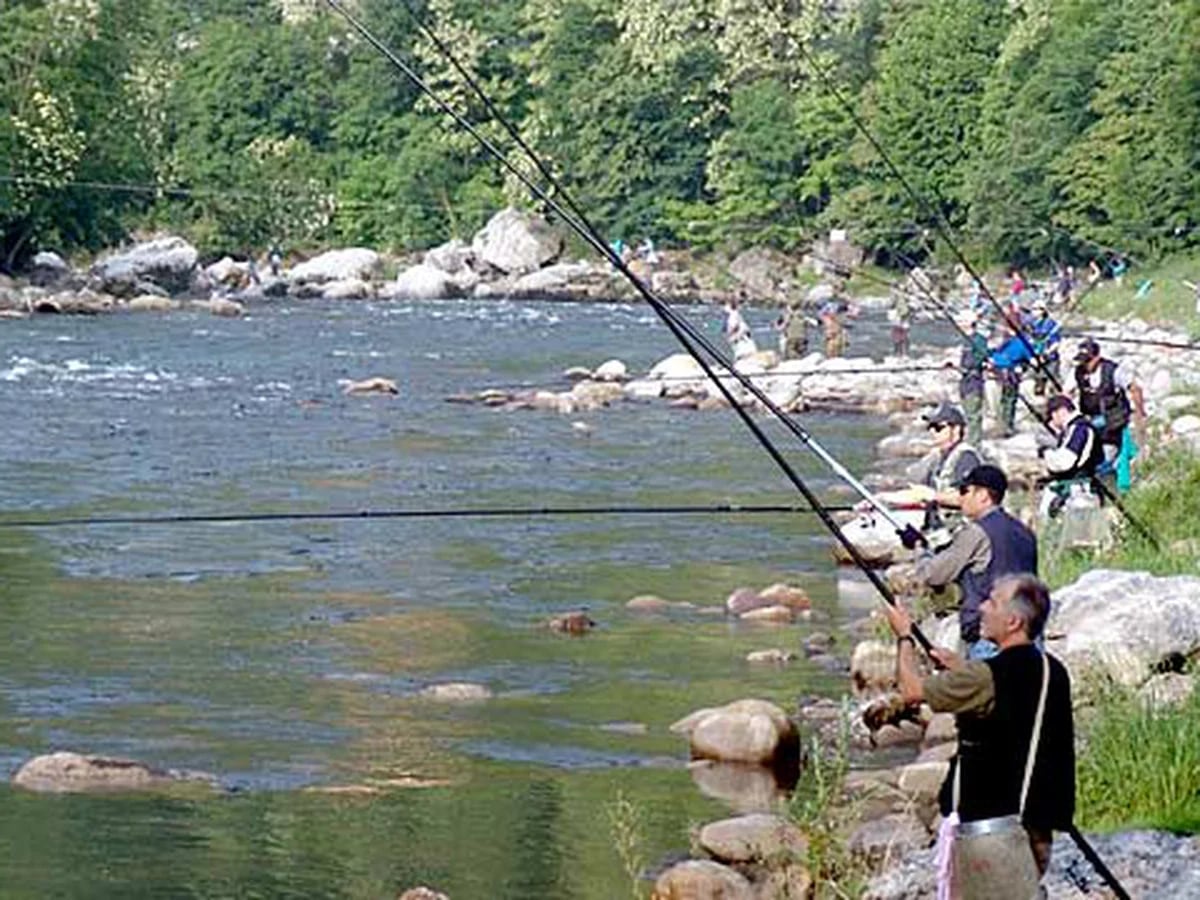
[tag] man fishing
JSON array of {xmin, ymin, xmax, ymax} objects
[
  {"xmin": 884, "ymin": 573, "xmax": 1075, "ymax": 899},
  {"xmin": 1072, "ymin": 338, "xmax": 1145, "ymax": 489},
  {"xmin": 1037, "ymin": 395, "xmax": 1103, "ymax": 517},
  {"xmin": 905, "ymin": 464, "xmax": 1037, "ymax": 661},
  {"xmin": 957, "ymin": 314, "xmax": 989, "ymax": 445},
  {"xmin": 1027, "ymin": 300, "xmax": 1062, "ymax": 397},
  {"xmin": 989, "ymin": 319, "xmax": 1035, "ymax": 437},
  {"xmin": 906, "ymin": 402, "xmax": 982, "ymax": 513}
]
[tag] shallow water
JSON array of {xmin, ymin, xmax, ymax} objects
[{"xmin": 0, "ymin": 299, "xmax": 909, "ymax": 897}]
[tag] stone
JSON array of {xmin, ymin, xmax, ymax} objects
[
  {"xmin": 289, "ymin": 247, "xmax": 380, "ymax": 283},
  {"xmin": 746, "ymin": 649, "xmax": 797, "ymax": 665},
  {"xmin": 30, "ymin": 250, "xmax": 70, "ymax": 286},
  {"xmin": 627, "ymin": 595, "xmax": 675, "ymax": 612},
  {"xmin": 423, "ymin": 237, "xmax": 474, "ymax": 274},
  {"xmin": 1138, "ymin": 672, "xmax": 1195, "ymax": 708},
  {"xmin": 850, "ymin": 640, "xmax": 898, "ymax": 694},
  {"xmin": 92, "ymin": 236, "xmax": 198, "ymax": 294},
  {"xmin": 385, "ymin": 263, "xmax": 462, "ymax": 300},
  {"xmin": 729, "ymin": 246, "xmax": 797, "ymax": 297},
  {"xmin": 205, "ymin": 256, "xmax": 248, "ymax": 286},
  {"xmin": 126, "ymin": 295, "xmax": 178, "ymax": 312},
  {"xmin": 896, "ymin": 761, "xmax": 949, "ymax": 801},
  {"xmin": 697, "ymin": 813, "xmax": 808, "ymax": 864},
  {"xmin": 755, "ymin": 864, "xmax": 813, "ymax": 900},
  {"xmin": 727, "ymin": 587, "xmax": 770, "ymax": 616},
  {"xmin": 546, "ymin": 611, "xmax": 595, "ymax": 634},
  {"xmin": 592, "ymin": 359, "xmax": 628, "ymax": 382},
  {"xmin": 915, "ymin": 741, "xmax": 958, "ymax": 765},
  {"xmin": 671, "ymin": 699, "xmax": 799, "ymax": 766},
  {"xmin": 322, "ymin": 278, "xmax": 372, "ymax": 300},
  {"xmin": 420, "ymin": 682, "xmax": 492, "ymax": 702},
  {"xmin": 921, "ymin": 713, "xmax": 957, "ymax": 748},
  {"xmin": 739, "ymin": 605, "xmax": 795, "ymax": 624},
  {"xmin": 1047, "ymin": 570, "xmax": 1200, "ymax": 686},
  {"xmin": 398, "ymin": 887, "xmax": 450, "ymax": 900},
  {"xmin": 471, "ymin": 207, "xmax": 563, "ymax": 275},
  {"xmin": 511, "ymin": 262, "xmax": 591, "ymax": 295},
  {"xmin": 802, "ymin": 632, "xmax": 834, "ymax": 655},
  {"xmin": 569, "ymin": 380, "xmax": 625, "ymax": 409},
  {"xmin": 650, "ymin": 859, "xmax": 755, "ymax": 900},
  {"xmin": 1171, "ymin": 414, "xmax": 1200, "ymax": 437},
  {"xmin": 649, "ymin": 352, "xmax": 705, "ymax": 382},
  {"xmin": 12, "ymin": 752, "xmax": 216, "ymax": 794},
  {"xmin": 757, "ymin": 583, "xmax": 811, "ymax": 610},
  {"xmin": 341, "ymin": 377, "xmax": 399, "ymax": 396},
  {"xmin": 848, "ymin": 813, "xmax": 930, "ymax": 867}
]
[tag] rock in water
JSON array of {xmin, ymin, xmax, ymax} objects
[
  {"xmin": 651, "ymin": 860, "xmax": 755, "ymax": 900},
  {"xmin": 385, "ymin": 263, "xmax": 461, "ymax": 301},
  {"xmin": 671, "ymin": 699, "xmax": 798, "ymax": 766},
  {"xmin": 92, "ymin": 236, "xmax": 198, "ymax": 295},
  {"xmin": 12, "ymin": 752, "xmax": 215, "ymax": 794},
  {"xmin": 341, "ymin": 377, "xmax": 399, "ymax": 396},
  {"xmin": 546, "ymin": 611, "xmax": 595, "ymax": 634},
  {"xmin": 397, "ymin": 888, "xmax": 450, "ymax": 900},
  {"xmin": 420, "ymin": 683, "xmax": 492, "ymax": 703},
  {"xmin": 289, "ymin": 248, "xmax": 381, "ymax": 284},
  {"xmin": 471, "ymin": 207, "xmax": 563, "ymax": 275}
]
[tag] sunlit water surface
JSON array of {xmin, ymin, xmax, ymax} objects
[{"xmin": 0, "ymin": 299, "xmax": 919, "ymax": 898}]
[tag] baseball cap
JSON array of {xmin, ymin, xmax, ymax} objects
[
  {"xmin": 922, "ymin": 401, "xmax": 967, "ymax": 429},
  {"xmin": 956, "ymin": 464, "xmax": 1008, "ymax": 499},
  {"xmin": 1073, "ymin": 338, "xmax": 1101, "ymax": 362}
]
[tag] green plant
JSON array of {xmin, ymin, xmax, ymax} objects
[
  {"xmin": 788, "ymin": 712, "xmax": 871, "ymax": 899},
  {"xmin": 608, "ymin": 789, "xmax": 647, "ymax": 900},
  {"xmin": 1076, "ymin": 677, "xmax": 1200, "ymax": 832}
]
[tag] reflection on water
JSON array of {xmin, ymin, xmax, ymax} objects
[{"xmin": 0, "ymin": 299, "xmax": 909, "ymax": 897}]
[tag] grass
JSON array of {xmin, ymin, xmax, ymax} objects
[
  {"xmin": 607, "ymin": 789, "xmax": 647, "ymax": 900},
  {"xmin": 1069, "ymin": 252, "xmax": 1200, "ymax": 337},
  {"xmin": 1042, "ymin": 447, "xmax": 1200, "ymax": 589},
  {"xmin": 1076, "ymin": 677, "xmax": 1200, "ymax": 833}
]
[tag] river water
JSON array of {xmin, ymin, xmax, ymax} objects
[{"xmin": 0, "ymin": 299, "xmax": 903, "ymax": 898}]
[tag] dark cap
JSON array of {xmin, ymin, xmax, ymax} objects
[
  {"xmin": 956, "ymin": 463, "xmax": 1008, "ymax": 499},
  {"xmin": 922, "ymin": 401, "xmax": 967, "ymax": 429},
  {"xmin": 1046, "ymin": 394, "xmax": 1075, "ymax": 415},
  {"xmin": 1073, "ymin": 338, "xmax": 1101, "ymax": 362}
]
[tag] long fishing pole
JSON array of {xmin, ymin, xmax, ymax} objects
[
  {"xmin": 788, "ymin": 17, "xmax": 1136, "ymax": 896},
  {"xmin": 320, "ymin": 0, "xmax": 937, "ymax": 654},
  {"xmin": 0, "ymin": 501, "xmax": 856, "ymax": 531}
]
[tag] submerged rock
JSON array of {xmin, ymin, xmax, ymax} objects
[
  {"xmin": 397, "ymin": 887, "xmax": 450, "ymax": 900},
  {"xmin": 420, "ymin": 682, "xmax": 492, "ymax": 703},
  {"xmin": 12, "ymin": 752, "xmax": 217, "ymax": 794},
  {"xmin": 341, "ymin": 377, "xmax": 399, "ymax": 396},
  {"xmin": 546, "ymin": 610, "xmax": 595, "ymax": 634}
]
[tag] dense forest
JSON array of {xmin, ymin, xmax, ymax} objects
[{"xmin": 2, "ymin": 0, "xmax": 1199, "ymax": 272}]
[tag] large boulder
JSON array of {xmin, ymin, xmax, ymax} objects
[
  {"xmin": 671, "ymin": 699, "xmax": 798, "ymax": 766},
  {"xmin": 687, "ymin": 760, "xmax": 791, "ymax": 813},
  {"xmin": 30, "ymin": 250, "xmax": 71, "ymax": 287},
  {"xmin": 1048, "ymin": 570, "xmax": 1200, "ymax": 686},
  {"xmin": 384, "ymin": 263, "xmax": 461, "ymax": 301},
  {"xmin": 728, "ymin": 246, "xmax": 798, "ymax": 298},
  {"xmin": 12, "ymin": 752, "xmax": 215, "ymax": 794},
  {"xmin": 511, "ymin": 261, "xmax": 593, "ymax": 296},
  {"xmin": 423, "ymin": 238, "xmax": 474, "ymax": 274},
  {"xmin": 650, "ymin": 860, "xmax": 755, "ymax": 900},
  {"xmin": 289, "ymin": 248, "xmax": 380, "ymax": 284},
  {"xmin": 92, "ymin": 236, "xmax": 199, "ymax": 295},
  {"xmin": 697, "ymin": 813, "xmax": 808, "ymax": 864},
  {"xmin": 471, "ymin": 207, "xmax": 563, "ymax": 275}
]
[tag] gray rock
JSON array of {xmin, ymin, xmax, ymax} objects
[
  {"xmin": 1048, "ymin": 570, "xmax": 1200, "ymax": 686},
  {"xmin": 746, "ymin": 649, "xmax": 797, "ymax": 665},
  {"xmin": 687, "ymin": 760, "xmax": 790, "ymax": 814},
  {"xmin": 12, "ymin": 751, "xmax": 216, "ymax": 794},
  {"xmin": 651, "ymin": 859, "xmax": 755, "ymax": 900},
  {"xmin": 384, "ymin": 263, "xmax": 461, "ymax": 301},
  {"xmin": 398, "ymin": 888, "xmax": 450, "ymax": 900},
  {"xmin": 423, "ymin": 237, "xmax": 474, "ymax": 274},
  {"xmin": 420, "ymin": 682, "xmax": 492, "ymax": 702},
  {"xmin": 30, "ymin": 250, "xmax": 71, "ymax": 286},
  {"xmin": 289, "ymin": 248, "xmax": 380, "ymax": 284},
  {"xmin": 92, "ymin": 236, "xmax": 198, "ymax": 295},
  {"xmin": 849, "ymin": 813, "xmax": 930, "ymax": 867},
  {"xmin": 471, "ymin": 207, "xmax": 562, "ymax": 275},
  {"xmin": 697, "ymin": 813, "xmax": 807, "ymax": 864},
  {"xmin": 728, "ymin": 246, "xmax": 797, "ymax": 297},
  {"xmin": 321, "ymin": 278, "xmax": 372, "ymax": 300},
  {"xmin": 510, "ymin": 262, "xmax": 592, "ymax": 296},
  {"xmin": 671, "ymin": 699, "xmax": 798, "ymax": 766}
]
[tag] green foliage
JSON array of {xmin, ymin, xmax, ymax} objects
[
  {"xmin": 606, "ymin": 789, "xmax": 646, "ymax": 900},
  {"xmin": 1076, "ymin": 678, "xmax": 1200, "ymax": 832}
]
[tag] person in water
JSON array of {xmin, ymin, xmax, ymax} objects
[
  {"xmin": 723, "ymin": 295, "xmax": 757, "ymax": 361},
  {"xmin": 884, "ymin": 573, "xmax": 1074, "ymax": 899}
]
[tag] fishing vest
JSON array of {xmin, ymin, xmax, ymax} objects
[
  {"xmin": 957, "ymin": 509, "xmax": 1038, "ymax": 643},
  {"xmin": 928, "ymin": 441, "xmax": 981, "ymax": 494},
  {"xmin": 1075, "ymin": 359, "xmax": 1131, "ymax": 444},
  {"xmin": 941, "ymin": 644, "xmax": 1076, "ymax": 831},
  {"xmin": 959, "ymin": 335, "xmax": 987, "ymax": 397}
]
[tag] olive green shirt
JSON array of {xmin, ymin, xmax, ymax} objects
[{"xmin": 922, "ymin": 660, "xmax": 996, "ymax": 717}]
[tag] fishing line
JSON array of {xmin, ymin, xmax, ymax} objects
[
  {"xmin": 0, "ymin": 501, "xmax": 857, "ymax": 531},
  {"xmin": 320, "ymin": 0, "xmax": 938, "ymax": 654}
]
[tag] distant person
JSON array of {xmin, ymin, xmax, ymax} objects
[
  {"xmin": 989, "ymin": 320, "xmax": 1035, "ymax": 437},
  {"xmin": 1027, "ymin": 300, "xmax": 1061, "ymax": 396},
  {"xmin": 887, "ymin": 289, "xmax": 912, "ymax": 357},
  {"xmin": 1038, "ymin": 395, "xmax": 1103, "ymax": 517},
  {"xmin": 1009, "ymin": 268, "xmax": 1025, "ymax": 300},
  {"xmin": 1087, "ymin": 258, "xmax": 1103, "ymax": 290},
  {"xmin": 775, "ymin": 301, "xmax": 811, "ymax": 360},
  {"xmin": 1072, "ymin": 338, "xmax": 1146, "ymax": 489},
  {"xmin": 1183, "ymin": 278, "xmax": 1200, "ymax": 316},
  {"xmin": 723, "ymin": 296, "xmax": 757, "ymax": 361},
  {"xmin": 1110, "ymin": 256, "xmax": 1128, "ymax": 287},
  {"xmin": 909, "ymin": 464, "xmax": 1038, "ymax": 661},
  {"xmin": 637, "ymin": 237, "xmax": 660, "ymax": 266},
  {"xmin": 1055, "ymin": 265, "xmax": 1075, "ymax": 307},
  {"xmin": 268, "ymin": 245, "xmax": 283, "ymax": 277},
  {"xmin": 958, "ymin": 314, "xmax": 989, "ymax": 444}
]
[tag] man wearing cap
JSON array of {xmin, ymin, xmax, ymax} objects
[
  {"xmin": 907, "ymin": 402, "xmax": 983, "ymax": 511},
  {"xmin": 989, "ymin": 319, "xmax": 1035, "ymax": 437},
  {"xmin": 911, "ymin": 464, "xmax": 1038, "ymax": 660},
  {"xmin": 1028, "ymin": 301, "xmax": 1061, "ymax": 396},
  {"xmin": 1072, "ymin": 338, "xmax": 1146, "ymax": 470},
  {"xmin": 1038, "ymin": 395, "xmax": 1103, "ymax": 517},
  {"xmin": 958, "ymin": 315, "xmax": 989, "ymax": 444}
]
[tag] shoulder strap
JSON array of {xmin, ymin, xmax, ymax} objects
[{"xmin": 1019, "ymin": 653, "xmax": 1051, "ymax": 816}]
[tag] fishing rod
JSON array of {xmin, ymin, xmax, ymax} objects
[
  {"xmin": 788, "ymin": 20, "xmax": 1136, "ymax": 897},
  {"xmin": 320, "ymin": 0, "xmax": 938, "ymax": 655},
  {"xmin": 1062, "ymin": 332, "xmax": 1200, "ymax": 353},
  {"xmin": 0, "ymin": 501, "xmax": 856, "ymax": 531}
]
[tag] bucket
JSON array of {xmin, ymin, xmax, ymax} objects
[{"xmin": 950, "ymin": 815, "xmax": 1040, "ymax": 900}]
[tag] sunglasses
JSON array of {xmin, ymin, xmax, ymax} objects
[{"xmin": 958, "ymin": 484, "xmax": 975, "ymax": 496}]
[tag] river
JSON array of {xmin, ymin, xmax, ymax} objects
[{"xmin": 0, "ymin": 298, "xmax": 907, "ymax": 898}]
